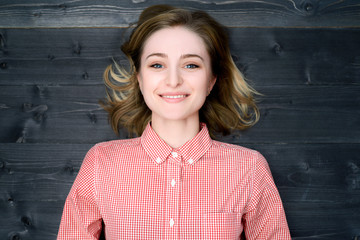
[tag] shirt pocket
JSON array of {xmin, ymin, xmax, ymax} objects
[{"xmin": 202, "ymin": 212, "xmax": 243, "ymax": 239}]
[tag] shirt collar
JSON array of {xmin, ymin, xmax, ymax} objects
[{"xmin": 140, "ymin": 122, "xmax": 212, "ymax": 166}]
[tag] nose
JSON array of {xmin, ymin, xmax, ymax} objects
[{"xmin": 166, "ymin": 67, "xmax": 183, "ymax": 88}]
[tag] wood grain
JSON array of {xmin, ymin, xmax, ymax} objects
[
  {"xmin": 1, "ymin": 84, "xmax": 358, "ymax": 144},
  {"xmin": 0, "ymin": 144, "xmax": 88, "ymax": 240},
  {"xmin": 1, "ymin": 28, "xmax": 359, "ymax": 86},
  {"xmin": 1, "ymin": 0, "xmax": 360, "ymax": 28}
]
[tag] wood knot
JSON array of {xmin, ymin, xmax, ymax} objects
[
  {"xmin": 0, "ymin": 62, "xmax": 8, "ymax": 69},
  {"xmin": 11, "ymin": 234, "xmax": 21, "ymax": 240},
  {"xmin": 22, "ymin": 103, "xmax": 48, "ymax": 123},
  {"xmin": 58, "ymin": 4, "xmax": 67, "ymax": 9},
  {"xmin": 82, "ymin": 72, "xmax": 89, "ymax": 80},
  {"xmin": 21, "ymin": 216, "xmax": 32, "ymax": 227},
  {"xmin": 87, "ymin": 112, "xmax": 97, "ymax": 124},
  {"xmin": 299, "ymin": 162, "xmax": 309, "ymax": 171},
  {"xmin": 304, "ymin": 3, "xmax": 313, "ymax": 12},
  {"xmin": 34, "ymin": 111, "xmax": 47, "ymax": 122},
  {"xmin": 348, "ymin": 162, "xmax": 360, "ymax": 173},
  {"xmin": 273, "ymin": 43, "xmax": 282, "ymax": 55},
  {"xmin": 33, "ymin": 12, "xmax": 42, "ymax": 17},
  {"xmin": 73, "ymin": 41, "xmax": 82, "ymax": 55},
  {"xmin": 34, "ymin": 84, "xmax": 47, "ymax": 97},
  {"xmin": 7, "ymin": 167, "xmax": 14, "ymax": 174},
  {"xmin": 64, "ymin": 163, "xmax": 74, "ymax": 174},
  {"xmin": 0, "ymin": 32, "xmax": 6, "ymax": 50},
  {"xmin": 299, "ymin": 0, "xmax": 318, "ymax": 16},
  {"xmin": 16, "ymin": 135, "xmax": 26, "ymax": 143},
  {"xmin": 8, "ymin": 196, "xmax": 14, "ymax": 204},
  {"xmin": 22, "ymin": 103, "xmax": 33, "ymax": 112},
  {"xmin": 263, "ymin": 109, "xmax": 270, "ymax": 117},
  {"xmin": 48, "ymin": 54, "xmax": 55, "ymax": 61},
  {"xmin": 346, "ymin": 162, "xmax": 360, "ymax": 190}
]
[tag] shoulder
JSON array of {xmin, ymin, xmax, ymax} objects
[
  {"xmin": 211, "ymin": 140, "xmax": 260, "ymax": 158},
  {"xmin": 210, "ymin": 140, "xmax": 269, "ymax": 168},
  {"xmin": 86, "ymin": 137, "xmax": 142, "ymax": 156},
  {"xmin": 95, "ymin": 137, "xmax": 141, "ymax": 148}
]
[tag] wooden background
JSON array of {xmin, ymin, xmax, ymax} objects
[{"xmin": 1, "ymin": 0, "xmax": 360, "ymax": 239}]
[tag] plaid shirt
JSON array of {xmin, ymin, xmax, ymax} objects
[{"xmin": 57, "ymin": 123, "xmax": 291, "ymax": 239}]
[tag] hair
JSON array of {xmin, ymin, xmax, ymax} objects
[{"xmin": 101, "ymin": 4, "xmax": 260, "ymax": 138}]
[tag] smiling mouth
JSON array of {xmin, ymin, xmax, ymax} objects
[{"xmin": 161, "ymin": 95, "xmax": 188, "ymax": 99}]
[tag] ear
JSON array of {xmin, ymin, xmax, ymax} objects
[
  {"xmin": 137, "ymin": 72, "xmax": 143, "ymax": 93},
  {"xmin": 208, "ymin": 75, "xmax": 217, "ymax": 94}
]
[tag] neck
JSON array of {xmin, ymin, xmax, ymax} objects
[{"xmin": 151, "ymin": 116, "xmax": 200, "ymax": 149}]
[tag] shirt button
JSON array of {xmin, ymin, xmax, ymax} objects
[
  {"xmin": 171, "ymin": 152, "xmax": 178, "ymax": 158},
  {"xmin": 169, "ymin": 218, "xmax": 175, "ymax": 227},
  {"xmin": 188, "ymin": 158, "xmax": 194, "ymax": 164},
  {"xmin": 171, "ymin": 179, "xmax": 176, "ymax": 187},
  {"xmin": 156, "ymin": 157, "xmax": 161, "ymax": 164}
]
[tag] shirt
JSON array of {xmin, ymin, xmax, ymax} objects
[{"xmin": 57, "ymin": 123, "xmax": 291, "ymax": 240}]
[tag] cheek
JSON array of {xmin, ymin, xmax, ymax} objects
[
  {"xmin": 137, "ymin": 73, "xmax": 157, "ymax": 107},
  {"xmin": 138, "ymin": 72, "xmax": 154, "ymax": 95}
]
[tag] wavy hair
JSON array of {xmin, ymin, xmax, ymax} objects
[{"xmin": 101, "ymin": 5, "xmax": 260, "ymax": 137}]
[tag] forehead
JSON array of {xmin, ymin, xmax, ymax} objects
[{"xmin": 142, "ymin": 26, "xmax": 209, "ymax": 58}]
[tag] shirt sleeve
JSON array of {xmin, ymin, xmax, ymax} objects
[
  {"xmin": 243, "ymin": 152, "xmax": 291, "ymax": 240},
  {"xmin": 57, "ymin": 146, "xmax": 102, "ymax": 240}
]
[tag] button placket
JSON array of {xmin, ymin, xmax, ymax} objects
[
  {"xmin": 169, "ymin": 218, "xmax": 175, "ymax": 227},
  {"xmin": 164, "ymin": 154, "xmax": 181, "ymax": 239},
  {"xmin": 171, "ymin": 179, "xmax": 176, "ymax": 187}
]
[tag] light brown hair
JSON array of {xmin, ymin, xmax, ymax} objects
[{"xmin": 101, "ymin": 5, "xmax": 260, "ymax": 137}]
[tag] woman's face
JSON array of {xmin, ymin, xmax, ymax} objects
[{"xmin": 137, "ymin": 26, "xmax": 216, "ymax": 124}]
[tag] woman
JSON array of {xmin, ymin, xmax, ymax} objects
[{"xmin": 57, "ymin": 5, "xmax": 291, "ymax": 239}]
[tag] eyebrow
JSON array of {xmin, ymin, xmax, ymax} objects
[
  {"xmin": 182, "ymin": 54, "xmax": 204, "ymax": 62},
  {"xmin": 145, "ymin": 53, "xmax": 167, "ymax": 59},
  {"xmin": 145, "ymin": 53, "xmax": 204, "ymax": 62}
]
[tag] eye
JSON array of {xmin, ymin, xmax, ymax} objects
[
  {"xmin": 150, "ymin": 63, "xmax": 163, "ymax": 69},
  {"xmin": 185, "ymin": 64, "xmax": 199, "ymax": 69}
]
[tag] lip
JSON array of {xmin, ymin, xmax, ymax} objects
[{"xmin": 159, "ymin": 93, "xmax": 189, "ymax": 103}]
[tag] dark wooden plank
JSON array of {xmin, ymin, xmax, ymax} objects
[
  {"xmin": 0, "ymin": 143, "xmax": 359, "ymax": 239},
  {"xmin": 0, "ymin": 28, "xmax": 123, "ymax": 60},
  {"xmin": 1, "ymin": 28, "xmax": 360, "ymax": 86},
  {"xmin": 0, "ymin": 144, "xmax": 89, "ymax": 240},
  {"xmin": 1, "ymin": 201, "xmax": 64, "ymax": 240},
  {"xmin": 1, "ymin": 84, "xmax": 358, "ymax": 144},
  {"xmin": 0, "ymin": 58, "xmax": 114, "ymax": 85},
  {"xmin": 253, "ymin": 143, "xmax": 360, "ymax": 238},
  {"xmin": 231, "ymin": 28, "xmax": 360, "ymax": 86},
  {"xmin": 0, "ymin": 84, "xmax": 116, "ymax": 143},
  {"xmin": 228, "ymin": 84, "xmax": 360, "ymax": 144},
  {"xmin": 1, "ymin": 0, "xmax": 360, "ymax": 28},
  {"xmin": 0, "ymin": 144, "xmax": 89, "ymax": 201},
  {"xmin": 0, "ymin": 28, "xmax": 124, "ymax": 85}
]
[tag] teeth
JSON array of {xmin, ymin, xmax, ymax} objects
[{"xmin": 162, "ymin": 95, "xmax": 187, "ymax": 99}]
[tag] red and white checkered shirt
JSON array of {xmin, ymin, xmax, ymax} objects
[{"xmin": 57, "ymin": 123, "xmax": 291, "ymax": 239}]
